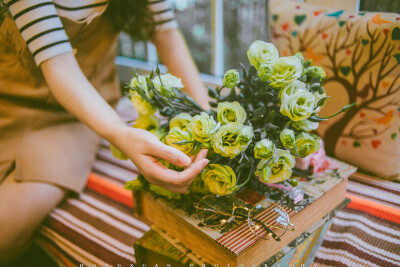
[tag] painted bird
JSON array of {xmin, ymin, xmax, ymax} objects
[
  {"xmin": 371, "ymin": 110, "xmax": 394, "ymax": 125},
  {"xmin": 370, "ymin": 14, "xmax": 390, "ymax": 25},
  {"xmin": 306, "ymin": 47, "xmax": 325, "ymax": 63}
]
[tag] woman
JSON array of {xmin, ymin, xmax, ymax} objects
[{"xmin": 0, "ymin": 0, "xmax": 209, "ymax": 262}]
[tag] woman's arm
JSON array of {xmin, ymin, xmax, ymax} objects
[
  {"xmin": 152, "ymin": 28, "xmax": 211, "ymax": 110},
  {"xmin": 40, "ymin": 52, "xmax": 209, "ymax": 193}
]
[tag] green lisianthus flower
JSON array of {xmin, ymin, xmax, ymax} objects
[
  {"xmin": 294, "ymin": 52, "xmax": 305, "ymax": 64},
  {"xmin": 292, "ymin": 119, "xmax": 319, "ymax": 132},
  {"xmin": 293, "ymin": 132, "xmax": 320, "ymax": 158},
  {"xmin": 257, "ymin": 63, "xmax": 273, "ymax": 82},
  {"xmin": 217, "ymin": 101, "xmax": 247, "ymax": 125},
  {"xmin": 129, "ymin": 76, "xmax": 155, "ymax": 115},
  {"xmin": 133, "ymin": 114, "xmax": 159, "ymax": 131},
  {"xmin": 150, "ymin": 127, "xmax": 167, "ymax": 140},
  {"xmin": 280, "ymin": 80, "xmax": 315, "ymax": 121},
  {"xmin": 201, "ymin": 164, "xmax": 237, "ymax": 196},
  {"xmin": 188, "ymin": 176, "xmax": 210, "ymax": 195},
  {"xmin": 269, "ymin": 56, "xmax": 303, "ymax": 88},
  {"xmin": 152, "ymin": 73, "xmax": 184, "ymax": 98},
  {"xmin": 170, "ymin": 113, "xmax": 192, "ymax": 131},
  {"xmin": 211, "ymin": 123, "xmax": 254, "ymax": 159},
  {"xmin": 255, "ymin": 160, "xmax": 272, "ymax": 183},
  {"xmin": 254, "ymin": 139, "xmax": 275, "ymax": 159},
  {"xmin": 304, "ymin": 66, "xmax": 326, "ymax": 80},
  {"xmin": 153, "ymin": 73, "xmax": 184, "ymax": 90},
  {"xmin": 280, "ymin": 129, "xmax": 295, "ymax": 148},
  {"xmin": 256, "ymin": 149, "xmax": 295, "ymax": 184},
  {"xmin": 247, "ymin": 41, "xmax": 279, "ymax": 70},
  {"xmin": 190, "ymin": 112, "xmax": 219, "ymax": 143},
  {"xmin": 223, "ymin": 69, "xmax": 240, "ymax": 88},
  {"xmin": 165, "ymin": 127, "xmax": 194, "ymax": 155}
]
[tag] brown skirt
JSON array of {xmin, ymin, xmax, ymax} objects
[{"xmin": 0, "ymin": 12, "xmax": 121, "ymax": 193}]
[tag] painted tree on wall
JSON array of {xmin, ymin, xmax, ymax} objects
[{"xmin": 272, "ymin": 12, "xmax": 400, "ymax": 156}]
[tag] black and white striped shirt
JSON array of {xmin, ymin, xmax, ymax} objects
[{"xmin": 4, "ymin": 0, "xmax": 177, "ymax": 65}]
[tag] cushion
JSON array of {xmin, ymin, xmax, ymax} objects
[{"xmin": 270, "ymin": 0, "xmax": 400, "ymax": 178}]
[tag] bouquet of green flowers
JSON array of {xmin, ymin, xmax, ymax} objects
[{"xmin": 117, "ymin": 41, "xmax": 354, "ymax": 198}]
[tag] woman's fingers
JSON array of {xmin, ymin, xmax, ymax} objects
[
  {"xmin": 194, "ymin": 149, "xmax": 208, "ymax": 163},
  {"xmin": 177, "ymin": 159, "xmax": 209, "ymax": 183},
  {"xmin": 149, "ymin": 142, "xmax": 191, "ymax": 167},
  {"xmin": 138, "ymin": 154, "xmax": 209, "ymax": 193}
]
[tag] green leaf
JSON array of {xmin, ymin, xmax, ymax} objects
[
  {"xmin": 316, "ymin": 96, "xmax": 329, "ymax": 107},
  {"xmin": 209, "ymin": 101, "xmax": 218, "ymax": 108},
  {"xmin": 265, "ymin": 109, "xmax": 276, "ymax": 123},
  {"xmin": 208, "ymin": 86, "xmax": 218, "ymax": 98},
  {"xmin": 156, "ymin": 65, "xmax": 161, "ymax": 75},
  {"xmin": 253, "ymin": 105, "xmax": 267, "ymax": 119},
  {"xmin": 173, "ymin": 140, "xmax": 196, "ymax": 145}
]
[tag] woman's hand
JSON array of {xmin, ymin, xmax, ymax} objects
[
  {"xmin": 41, "ymin": 53, "xmax": 209, "ymax": 193},
  {"xmin": 112, "ymin": 126, "xmax": 209, "ymax": 193}
]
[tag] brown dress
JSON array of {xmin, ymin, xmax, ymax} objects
[{"xmin": 0, "ymin": 12, "xmax": 121, "ymax": 193}]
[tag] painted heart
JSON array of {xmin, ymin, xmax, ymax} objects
[
  {"xmin": 338, "ymin": 20, "xmax": 346, "ymax": 27},
  {"xmin": 294, "ymin": 15, "xmax": 306, "ymax": 25},
  {"xmin": 359, "ymin": 111, "xmax": 366, "ymax": 118},
  {"xmin": 282, "ymin": 22, "xmax": 289, "ymax": 31},
  {"xmin": 382, "ymin": 81, "xmax": 390, "ymax": 88},
  {"xmin": 273, "ymin": 14, "xmax": 279, "ymax": 22},
  {"xmin": 394, "ymin": 54, "xmax": 400, "ymax": 65},
  {"xmin": 361, "ymin": 39, "xmax": 369, "ymax": 46},
  {"xmin": 353, "ymin": 141, "xmax": 361, "ymax": 148},
  {"xmin": 295, "ymin": 5, "xmax": 301, "ymax": 10},
  {"xmin": 346, "ymin": 49, "xmax": 351, "ymax": 55},
  {"xmin": 341, "ymin": 140, "xmax": 347, "ymax": 145},
  {"xmin": 349, "ymin": 15, "xmax": 354, "ymax": 19},
  {"xmin": 339, "ymin": 66, "xmax": 351, "ymax": 76},
  {"xmin": 383, "ymin": 29, "xmax": 389, "ymax": 35},
  {"xmin": 397, "ymin": 17, "xmax": 400, "ymax": 21},
  {"xmin": 391, "ymin": 133, "xmax": 398, "ymax": 140},
  {"xmin": 371, "ymin": 139, "xmax": 382, "ymax": 149},
  {"xmin": 322, "ymin": 33, "xmax": 328, "ymax": 39},
  {"xmin": 392, "ymin": 27, "xmax": 400, "ymax": 40},
  {"xmin": 292, "ymin": 31, "xmax": 298, "ymax": 37}
]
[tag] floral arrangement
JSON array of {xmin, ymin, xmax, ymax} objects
[{"xmin": 117, "ymin": 41, "xmax": 354, "ymax": 199}]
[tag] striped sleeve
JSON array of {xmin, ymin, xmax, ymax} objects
[
  {"xmin": 4, "ymin": 0, "xmax": 73, "ymax": 65},
  {"xmin": 147, "ymin": 0, "xmax": 178, "ymax": 32}
]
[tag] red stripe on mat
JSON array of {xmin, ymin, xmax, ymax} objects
[
  {"xmin": 86, "ymin": 173, "xmax": 133, "ymax": 208},
  {"xmin": 346, "ymin": 193, "xmax": 400, "ymax": 224}
]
